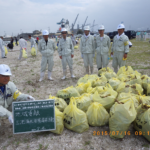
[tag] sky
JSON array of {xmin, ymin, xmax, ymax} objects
[{"xmin": 0, "ymin": 0, "xmax": 150, "ymax": 36}]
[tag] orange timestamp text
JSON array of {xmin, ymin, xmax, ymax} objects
[{"xmin": 93, "ymin": 131, "xmax": 150, "ymax": 136}]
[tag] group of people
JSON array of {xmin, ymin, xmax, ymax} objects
[{"xmin": 136, "ymin": 31, "xmax": 149, "ymax": 41}]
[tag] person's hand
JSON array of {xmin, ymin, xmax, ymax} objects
[
  {"xmin": 59, "ymin": 56, "xmax": 62, "ymax": 59},
  {"xmin": 8, "ymin": 115, "xmax": 13, "ymax": 124},
  {"xmin": 71, "ymin": 55, "xmax": 74, "ymax": 58},
  {"xmin": 26, "ymin": 96, "xmax": 35, "ymax": 101},
  {"xmin": 124, "ymin": 53, "xmax": 127, "ymax": 59}
]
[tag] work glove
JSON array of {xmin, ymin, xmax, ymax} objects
[
  {"xmin": 26, "ymin": 95, "xmax": 35, "ymax": 101},
  {"xmin": 81, "ymin": 54, "xmax": 83, "ymax": 59},
  {"xmin": 8, "ymin": 115, "xmax": 13, "ymax": 124}
]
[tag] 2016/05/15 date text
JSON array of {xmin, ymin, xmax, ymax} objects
[{"xmin": 93, "ymin": 131, "xmax": 150, "ymax": 136}]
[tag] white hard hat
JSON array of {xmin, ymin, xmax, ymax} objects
[
  {"xmin": 61, "ymin": 28, "xmax": 67, "ymax": 32},
  {"xmin": 42, "ymin": 30, "xmax": 49, "ymax": 35},
  {"xmin": 84, "ymin": 26, "xmax": 90, "ymax": 31},
  {"xmin": 98, "ymin": 25, "xmax": 105, "ymax": 30},
  {"xmin": 117, "ymin": 24, "xmax": 125, "ymax": 30},
  {"xmin": 0, "ymin": 64, "xmax": 12, "ymax": 76}
]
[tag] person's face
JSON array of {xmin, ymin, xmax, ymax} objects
[
  {"xmin": 118, "ymin": 29, "xmax": 124, "ymax": 35},
  {"xmin": 29, "ymin": 36, "xmax": 31, "ymax": 39},
  {"xmin": 62, "ymin": 32, "xmax": 67, "ymax": 39},
  {"xmin": 98, "ymin": 30, "xmax": 104, "ymax": 35},
  {"xmin": 43, "ymin": 35, "xmax": 49, "ymax": 40},
  {"xmin": 84, "ymin": 30, "xmax": 90, "ymax": 36},
  {"xmin": 0, "ymin": 75, "xmax": 10, "ymax": 86}
]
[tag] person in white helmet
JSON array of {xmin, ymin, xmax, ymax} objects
[
  {"xmin": 58, "ymin": 28, "xmax": 75, "ymax": 80},
  {"xmin": 0, "ymin": 64, "xmax": 35, "ymax": 125},
  {"xmin": 111, "ymin": 24, "xmax": 129, "ymax": 73},
  {"xmin": 18, "ymin": 37, "xmax": 27, "ymax": 60},
  {"xmin": 80, "ymin": 26, "xmax": 95, "ymax": 74},
  {"xmin": 95, "ymin": 25, "xmax": 110, "ymax": 70},
  {"xmin": 0, "ymin": 36, "xmax": 6, "ymax": 58},
  {"xmin": 38, "ymin": 30, "xmax": 56, "ymax": 81}
]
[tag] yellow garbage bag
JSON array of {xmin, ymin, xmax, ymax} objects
[
  {"xmin": 109, "ymin": 99, "xmax": 137, "ymax": 139},
  {"xmin": 31, "ymin": 47, "xmax": 36, "ymax": 56},
  {"xmin": 92, "ymin": 75, "xmax": 107, "ymax": 87},
  {"xmin": 108, "ymin": 78, "xmax": 121, "ymax": 90},
  {"xmin": 56, "ymin": 46, "xmax": 58, "ymax": 50},
  {"xmin": 75, "ymin": 82, "xmax": 91, "ymax": 95},
  {"xmin": 136, "ymin": 95, "xmax": 150, "ymax": 105},
  {"xmin": 117, "ymin": 92, "xmax": 139, "ymax": 109},
  {"xmin": 51, "ymin": 107, "xmax": 64, "ymax": 134},
  {"xmin": 4, "ymin": 47, "xmax": 8, "ymax": 56},
  {"xmin": 22, "ymin": 48, "xmax": 27, "ymax": 58},
  {"xmin": 13, "ymin": 42, "xmax": 15, "ymax": 47},
  {"xmin": 86, "ymin": 102, "xmax": 109, "ymax": 126},
  {"xmin": 57, "ymin": 86, "xmax": 80, "ymax": 104},
  {"xmin": 134, "ymin": 104, "xmax": 150, "ymax": 142},
  {"xmin": 49, "ymin": 95, "xmax": 67, "ymax": 112},
  {"xmin": 101, "ymin": 72, "xmax": 117, "ymax": 80},
  {"xmin": 98, "ymin": 67, "xmax": 113, "ymax": 75},
  {"xmin": 74, "ymin": 46, "xmax": 78, "ymax": 49},
  {"xmin": 117, "ymin": 66, "xmax": 134, "ymax": 76},
  {"xmin": 73, "ymin": 93, "xmax": 92, "ymax": 112},
  {"xmin": 87, "ymin": 86, "xmax": 105, "ymax": 94},
  {"xmin": 63, "ymin": 98, "xmax": 89, "ymax": 133},
  {"xmin": 77, "ymin": 74, "xmax": 99, "ymax": 85},
  {"xmin": 116, "ymin": 82, "xmax": 143, "ymax": 95},
  {"xmin": 141, "ymin": 75, "xmax": 150, "ymax": 96}
]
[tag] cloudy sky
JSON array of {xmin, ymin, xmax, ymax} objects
[{"xmin": 0, "ymin": 0, "xmax": 150, "ymax": 36}]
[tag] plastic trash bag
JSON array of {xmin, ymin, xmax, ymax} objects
[
  {"xmin": 4, "ymin": 47, "xmax": 8, "ymax": 56},
  {"xmin": 49, "ymin": 95, "xmax": 67, "ymax": 112},
  {"xmin": 117, "ymin": 66, "xmax": 134, "ymax": 76},
  {"xmin": 57, "ymin": 86, "xmax": 80, "ymax": 104},
  {"xmin": 87, "ymin": 86, "xmax": 105, "ymax": 94},
  {"xmin": 74, "ymin": 46, "xmax": 78, "ymax": 49},
  {"xmin": 98, "ymin": 67, "xmax": 114, "ymax": 75},
  {"xmin": 117, "ymin": 82, "xmax": 143, "ymax": 95},
  {"xmin": 63, "ymin": 98, "xmax": 89, "ymax": 133},
  {"xmin": 75, "ymin": 82, "xmax": 91, "ymax": 95},
  {"xmin": 109, "ymin": 99, "xmax": 137, "ymax": 139},
  {"xmin": 31, "ymin": 47, "xmax": 36, "ymax": 56},
  {"xmin": 136, "ymin": 95, "xmax": 150, "ymax": 105},
  {"xmin": 86, "ymin": 102, "xmax": 109, "ymax": 126},
  {"xmin": 93, "ymin": 84, "xmax": 118, "ymax": 110},
  {"xmin": 117, "ymin": 92, "xmax": 139, "ymax": 109},
  {"xmin": 92, "ymin": 75, "xmax": 108, "ymax": 87},
  {"xmin": 51, "ymin": 107, "xmax": 64, "ymax": 135},
  {"xmin": 22, "ymin": 48, "xmax": 27, "ymax": 58},
  {"xmin": 56, "ymin": 46, "xmax": 58, "ymax": 50},
  {"xmin": 108, "ymin": 78, "xmax": 121, "ymax": 90},
  {"xmin": 72, "ymin": 93, "xmax": 92, "ymax": 112},
  {"xmin": 134, "ymin": 104, "xmax": 150, "ymax": 142},
  {"xmin": 141, "ymin": 75, "xmax": 150, "ymax": 96},
  {"xmin": 13, "ymin": 42, "xmax": 15, "ymax": 47}
]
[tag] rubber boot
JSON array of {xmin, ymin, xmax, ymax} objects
[
  {"xmin": 61, "ymin": 69, "xmax": 67, "ymax": 80},
  {"xmin": 70, "ymin": 68, "xmax": 76, "ymax": 78},
  {"xmin": 86, "ymin": 67, "xmax": 89, "ymax": 75},
  {"xmin": 48, "ymin": 71, "xmax": 53, "ymax": 81},
  {"xmin": 39, "ymin": 72, "xmax": 45, "ymax": 82},
  {"xmin": 90, "ymin": 67, "xmax": 93, "ymax": 74}
]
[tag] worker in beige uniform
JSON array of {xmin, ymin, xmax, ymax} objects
[
  {"xmin": 95, "ymin": 25, "xmax": 110, "ymax": 70},
  {"xmin": 80, "ymin": 26, "xmax": 95, "ymax": 74},
  {"xmin": 18, "ymin": 37, "xmax": 27, "ymax": 60},
  {"xmin": 111, "ymin": 24, "xmax": 129, "ymax": 73},
  {"xmin": 58, "ymin": 28, "xmax": 75, "ymax": 80},
  {"xmin": 0, "ymin": 64, "xmax": 35, "ymax": 125},
  {"xmin": 38, "ymin": 30, "xmax": 56, "ymax": 81}
]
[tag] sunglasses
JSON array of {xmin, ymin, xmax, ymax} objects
[{"xmin": 62, "ymin": 32, "xmax": 67, "ymax": 34}]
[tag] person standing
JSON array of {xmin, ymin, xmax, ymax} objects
[
  {"xmin": 36, "ymin": 37, "xmax": 39, "ymax": 45},
  {"xmin": 18, "ymin": 37, "xmax": 27, "ymax": 60},
  {"xmin": 28, "ymin": 35, "xmax": 37, "ymax": 54},
  {"xmin": 15, "ymin": 37, "xmax": 18, "ymax": 46},
  {"xmin": 0, "ymin": 37, "xmax": 6, "ymax": 58},
  {"xmin": 38, "ymin": 30, "xmax": 56, "ymax": 81},
  {"xmin": 58, "ymin": 28, "xmax": 75, "ymax": 80},
  {"xmin": 111, "ymin": 24, "xmax": 129, "ymax": 73},
  {"xmin": 0, "ymin": 64, "xmax": 35, "ymax": 125},
  {"xmin": 95, "ymin": 25, "xmax": 110, "ymax": 70},
  {"xmin": 71, "ymin": 33, "xmax": 76, "ymax": 46},
  {"xmin": 80, "ymin": 26, "xmax": 95, "ymax": 74}
]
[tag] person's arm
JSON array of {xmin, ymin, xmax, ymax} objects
[
  {"xmin": 124, "ymin": 36, "xmax": 129, "ymax": 54},
  {"xmin": 0, "ymin": 105, "xmax": 12, "ymax": 118},
  {"xmin": 107, "ymin": 36, "xmax": 111, "ymax": 49},
  {"xmin": 92, "ymin": 36, "xmax": 95, "ymax": 54},
  {"xmin": 38, "ymin": 40, "xmax": 42, "ymax": 53},
  {"xmin": 79, "ymin": 37, "xmax": 82, "ymax": 54},
  {"xmin": 53, "ymin": 41, "xmax": 56, "ymax": 51},
  {"xmin": 57, "ymin": 40, "xmax": 62, "ymax": 57},
  {"xmin": 111, "ymin": 37, "xmax": 115, "ymax": 55},
  {"xmin": 70, "ymin": 39, "xmax": 74, "ymax": 56}
]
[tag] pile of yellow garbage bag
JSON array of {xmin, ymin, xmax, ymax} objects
[{"xmin": 50, "ymin": 66, "xmax": 150, "ymax": 142}]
